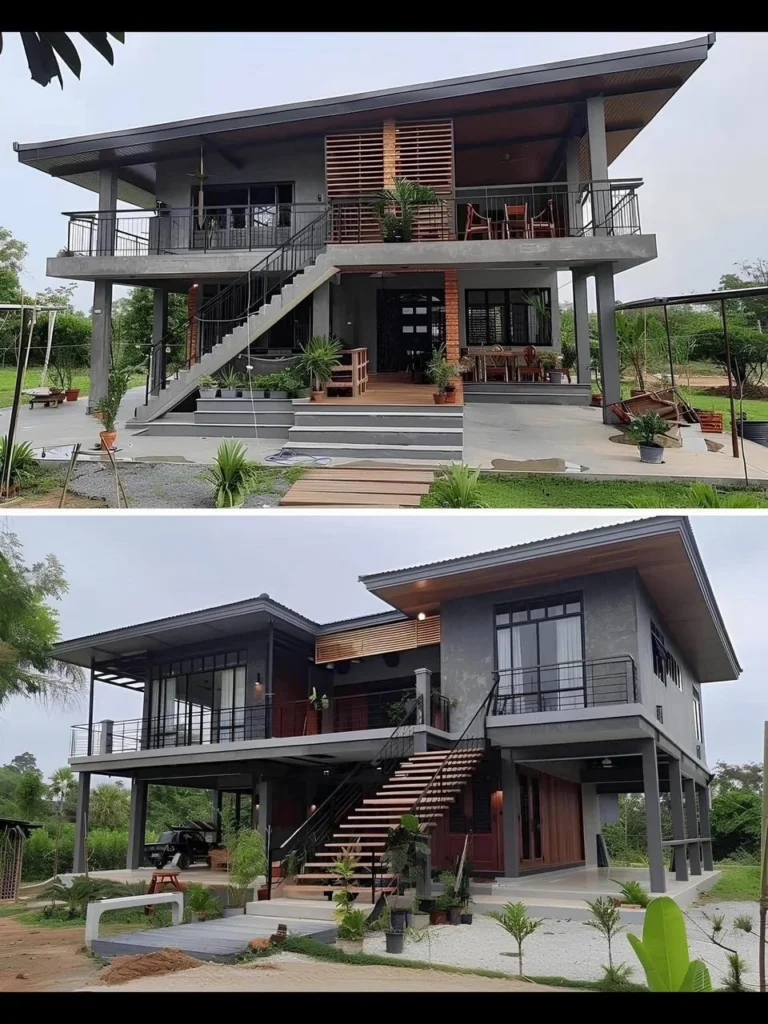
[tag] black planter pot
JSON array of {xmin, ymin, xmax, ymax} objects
[
  {"xmin": 736, "ymin": 420, "xmax": 768, "ymax": 448},
  {"xmin": 448, "ymin": 907, "xmax": 462, "ymax": 925},
  {"xmin": 390, "ymin": 909, "xmax": 408, "ymax": 932},
  {"xmin": 385, "ymin": 930, "xmax": 405, "ymax": 954},
  {"xmin": 460, "ymin": 913, "xmax": 473, "ymax": 925}
]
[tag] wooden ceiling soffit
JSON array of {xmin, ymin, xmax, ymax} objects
[{"xmin": 315, "ymin": 615, "xmax": 440, "ymax": 664}]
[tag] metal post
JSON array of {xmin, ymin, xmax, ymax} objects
[
  {"xmin": 371, "ymin": 849, "xmax": 376, "ymax": 906},
  {"xmin": 266, "ymin": 825, "xmax": 273, "ymax": 901},
  {"xmin": 760, "ymin": 721, "xmax": 767, "ymax": 992},
  {"xmin": 663, "ymin": 303, "xmax": 676, "ymax": 390},
  {"xmin": 3, "ymin": 304, "xmax": 30, "ymax": 499},
  {"xmin": 720, "ymin": 297, "xmax": 740, "ymax": 459},
  {"xmin": 86, "ymin": 660, "xmax": 96, "ymax": 756}
]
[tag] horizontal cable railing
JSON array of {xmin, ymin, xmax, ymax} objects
[
  {"xmin": 63, "ymin": 203, "xmax": 327, "ymax": 256},
  {"xmin": 490, "ymin": 655, "xmax": 639, "ymax": 716}
]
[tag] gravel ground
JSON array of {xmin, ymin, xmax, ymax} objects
[
  {"xmin": 363, "ymin": 902, "xmax": 761, "ymax": 989},
  {"xmin": 38, "ymin": 462, "xmax": 294, "ymax": 509}
]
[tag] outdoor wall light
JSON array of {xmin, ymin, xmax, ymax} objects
[
  {"xmin": 323, "ymin": 770, "xmax": 330, "ymax": 776},
  {"xmin": 601, "ymin": 758, "xmax": 614, "ymax": 769},
  {"xmin": 252, "ymin": 673, "xmax": 263, "ymax": 698},
  {"xmin": 310, "ymin": 804, "xmax": 317, "ymax": 813},
  {"xmin": 417, "ymin": 612, "xmax": 427, "ymax": 621}
]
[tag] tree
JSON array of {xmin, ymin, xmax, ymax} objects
[
  {"xmin": 2, "ymin": 33, "xmax": 124, "ymax": 88},
  {"xmin": 15, "ymin": 770, "xmax": 46, "ymax": 820},
  {"xmin": 0, "ymin": 527, "xmax": 85, "ymax": 708},
  {"xmin": 719, "ymin": 259, "xmax": 768, "ymax": 330},
  {"xmin": 713, "ymin": 760, "xmax": 763, "ymax": 795},
  {"xmin": 49, "ymin": 766, "xmax": 76, "ymax": 877},
  {"xmin": 693, "ymin": 325, "xmax": 768, "ymax": 387},
  {"xmin": 7, "ymin": 751, "xmax": 38, "ymax": 774},
  {"xmin": 111, "ymin": 287, "xmax": 188, "ymax": 371},
  {"xmin": 89, "ymin": 782, "xmax": 130, "ymax": 829},
  {"xmin": 0, "ymin": 225, "xmax": 27, "ymax": 303},
  {"xmin": 145, "ymin": 784, "xmax": 214, "ymax": 834},
  {"xmin": 710, "ymin": 787, "xmax": 762, "ymax": 860}
]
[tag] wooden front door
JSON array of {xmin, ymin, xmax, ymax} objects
[{"xmin": 518, "ymin": 769, "xmax": 584, "ymax": 870}]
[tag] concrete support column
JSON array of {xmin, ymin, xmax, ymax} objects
[
  {"xmin": 98, "ymin": 720, "xmax": 114, "ymax": 756},
  {"xmin": 571, "ymin": 270, "xmax": 591, "ymax": 384},
  {"xmin": 415, "ymin": 666, "xmax": 432, "ymax": 735},
  {"xmin": 500, "ymin": 751, "xmax": 520, "ymax": 878},
  {"xmin": 697, "ymin": 783, "xmax": 714, "ymax": 871},
  {"xmin": 312, "ymin": 281, "xmax": 330, "ymax": 339},
  {"xmin": 586, "ymin": 95, "xmax": 609, "ymax": 235},
  {"xmin": 641, "ymin": 739, "xmax": 666, "ymax": 893},
  {"xmin": 150, "ymin": 288, "xmax": 168, "ymax": 394},
  {"xmin": 256, "ymin": 778, "xmax": 272, "ymax": 844},
  {"xmin": 96, "ymin": 169, "xmax": 118, "ymax": 256},
  {"xmin": 73, "ymin": 772, "xmax": 91, "ymax": 873},
  {"xmin": 668, "ymin": 757, "xmax": 689, "ymax": 881},
  {"xmin": 127, "ymin": 779, "xmax": 148, "ymax": 870},
  {"xmin": 88, "ymin": 280, "xmax": 113, "ymax": 413},
  {"xmin": 581, "ymin": 782, "xmax": 601, "ymax": 867},
  {"xmin": 594, "ymin": 263, "xmax": 621, "ymax": 422},
  {"xmin": 565, "ymin": 137, "xmax": 584, "ymax": 235},
  {"xmin": 683, "ymin": 777, "xmax": 702, "ymax": 875}
]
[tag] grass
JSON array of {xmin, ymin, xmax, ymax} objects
[
  {"xmin": 680, "ymin": 387, "xmax": 768, "ymax": 432},
  {"xmin": 271, "ymin": 935, "xmax": 646, "ymax": 991},
  {"xmin": 421, "ymin": 474, "xmax": 768, "ymax": 509},
  {"xmin": 695, "ymin": 865, "xmax": 761, "ymax": 904},
  {"xmin": 0, "ymin": 367, "xmax": 91, "ymax": 409},
  {"xmin": 17, "ymin": 903, "xmax": 177, "ymax": 931}
]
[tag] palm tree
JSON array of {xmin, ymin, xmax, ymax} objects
[
  {"xmin": 90, "ymin": 782, "xmax": 130, "ymax": 829},
  {"xmin": 615, "ymin": 312, "xmax": 649, "ymax": 392},
  {"xmin": 1, "ymin": 33, "xmax": 124, "ymax": 88},
  {"xmin": 49, "ymin": 767, "xmax": 76, "ymax": 879},
  {"xmin": 371, "ymin": 178, "xmax": 441, "ymax": 242}
]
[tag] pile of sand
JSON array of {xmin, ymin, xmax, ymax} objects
[{"xmin": 98, "ymin": 948, "xmax": 202, "ymax": 986}]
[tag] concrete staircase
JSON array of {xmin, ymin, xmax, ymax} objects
[
  {"xmin": 134, "ymin": 251, "xmax": 339, "ymax": 425},
  {"xmin": 136, "ymin": 397, "xmax": 294, "ymax": 440},
  {"xmin": 463, "ymin": 381, "xmax": 592, "ymax": 406},
  {"xmin": 279, "ymin": 748, "xmax": 484, "ymax": 901},
  {"xmin": 285, "ymin": 405, "xmax": 464, "ymax": 461}
]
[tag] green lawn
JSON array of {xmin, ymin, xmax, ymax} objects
[
  {"xmin": 696, "ymin": 864, "xmax": 760, "ymax": 903},
  {"xmin": 0, "ymin": 366, "xmax": 92, "ymax": 409},
  {"xmin": 421, "ymin": 475, "xmax": 768, "ymax": 509},
  {"xmin": 680, "ymin": 387, "xmax": 768, "ymax": 432}
]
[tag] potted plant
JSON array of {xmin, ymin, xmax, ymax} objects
[
  {"xmin": 426, "ymin": 345, "xmax": 461, "ymax": 405},
  {"xmin": 281, "ymin": 367, "xmax": 310, "ymax": 399},
  {"xmin": 627, "ymin": 411, "xmax": 671, "ymax": 465},
  {"xmin": 335, "ymin": 906, "xmax": 367, "ymax": 954},
  {"xmin": 384, "ymin": 813, "xmax": 430, "ymax": 913},
  {"xmin": 298, "ymin": 335, "xmax": 343, "ymax": 402},
  {"xmin": 429, "ymin": 891, "xmax": 451, "ymax": 926},
  {"xmin": 438, "ymin": 870, "xmax": 463, "ymax": 925},
  {"xmin": 225, "ymin": 827, "xmax": 267, "ymax": 917},
  {"xmin": 197, "ymin": 374, "xmax": 219, "ymax": 399},
  {"xmin": 540, "ymin": 352, "xmax": 563, "ymax": 384},
  {"xmin": 385, "ymin": 926, "xmax": 405, "ymax": 954},
  {"xmin": 50, "ymin": 353, "xmax": 79, "ymax": 401},
  {"xmin": 185, "ymin": 883, "xmax": 220, "ymax": 923},
  {"xmin": 306, "ymin": 687, "xmax": 329, "ymax": 735},
  {"xmin": 560, "ymin": 340, "xmax": 576, "ymax": 382},
  {"xmin": 217, "ymin": 368, "xmax": 243, "ymax": 399},
  {"xmin": 371, "ymin": 177, "xmax": 442, "ymax": 243}
]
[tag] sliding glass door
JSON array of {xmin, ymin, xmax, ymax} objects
[
  {"xmin": 495, "ymin": 595, "xmax": 584, "ymax": 713},
  {"xmin": 216, "ymin": 666, "xmax": 247, "ymax": 743}
]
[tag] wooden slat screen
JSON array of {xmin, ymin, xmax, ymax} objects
[
  {"xmin": 396, "ymin": 120, "xmax": 455, "ymax": 240},
  {"xmin": 326, "ymin": 128, "xmax": 384, "ymax": 244},
  {"xmin": 316, "ymin": 615, "xmax": 440, "ymax": 664}
]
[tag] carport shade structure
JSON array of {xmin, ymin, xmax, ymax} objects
[{"xmin": 615, "ymin": 286, "xmax": 768, "ymax": 463}]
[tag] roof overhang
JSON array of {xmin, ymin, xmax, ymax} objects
[
  {"xmin": 53, "ymin": 596, "xmax": 320, "ymax": 681},
  {"xmin": 616, "ymin": 285, "xmax": 768, "ymax": 309},
  {"xmin": 14, "ymin": 34, "xmax": 714, "ymax": 204},
  {"xmin": 360, "ymin": 516, "xmax": 740, "ymax": 684}
]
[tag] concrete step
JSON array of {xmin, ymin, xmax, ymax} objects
[
  {"xmin": 194, "ymin": 410, "xmax": 294, "ymax": 426},
  {"xmin": 196, "ymin": 398, "xmax": 294, "ymax": 413},
  {"xmin": 138, "ymin": 421, "xmax": 290, "ymax": 439},
  {"xmin": 245, "ymin": 898, "xmax": 337, "ymax": 921},
  {"xmin": 283, "ymin": 441, "xmax": 462, "ymax": 461},
  {"xmin": 463, "ymin": 383, "xmax": 591, "ymax": 406},
  {"xmin": 288, "ymin": 426, "xmax": 462, "ymax": 446},
  {"xmin": 294, "ymin": 411, "xmax": 462, "ymax": 429}
]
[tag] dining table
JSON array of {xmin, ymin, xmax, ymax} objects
[{"xmin": 469, "ymin": 349, "xmax": 520, "ymax": 383}]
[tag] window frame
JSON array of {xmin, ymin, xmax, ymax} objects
[
  {"xmin": 651, "ymin": 622, "xmax": 668, "ymax": 685},
  {"xmin": 692, "ymin": 688, "xmax": 703, "ymax": 743},
  {"xmin": 464, "ymin": 287, "xmax": 553, "ymax": 348}
]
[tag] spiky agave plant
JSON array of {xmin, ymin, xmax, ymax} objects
[
  {"xmin": 206, "ymin": 440, "xmax": 257, "ymax": 508},
  {"xmin": 430, "ymin": 464, "xmax": 486, "ymax": 508},
  {"xmin": 0, "ymin": 436, "xmax": 37, "ymax": 491}
]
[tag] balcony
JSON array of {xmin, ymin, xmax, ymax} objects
[
  {"xmin": 58, "ymin": 180, "xmax": 642, "ymax": 259},
  {"xmin": 490, "ymin": 656, "xmax": 639, "ymax": 716},
  {"xmin": 69, "ymin": 686, "xmax": 451, "ymax": 758}
]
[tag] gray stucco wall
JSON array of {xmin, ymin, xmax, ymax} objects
[
  {"xmin": 155, "ymin": 138, "xmax": 325, "ymax": 209},
  {"xmin": 440, "ymin": 569, "xmax": 640, "ymax": 732},
  {"xmin": 633, "ymin": 576, "xmax": 706, "ymax": 765},
  {"xmin": 456, "ymin": 267, "xmax": 561, "ymax": 351}
]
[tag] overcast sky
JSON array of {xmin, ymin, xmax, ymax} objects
[
  {"xmin": 2, "ymin": 31, "xmax": 766, "ymax": 312},
  {"xmin": 0, "ymin": 512, "xmax": 763, "ymax": 780}
]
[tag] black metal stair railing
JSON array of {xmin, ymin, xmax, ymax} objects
[
  {"xmin": 145, "ymin": 206, "xmax": 331, "ymax": 402},
  {"xmin": 275, "ymin": 693, "xmax": 423, "ymax": 880}
]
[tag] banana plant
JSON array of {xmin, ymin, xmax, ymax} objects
[{"xmin": 627, "ymin": 896, "xmax": 712, "ymax": 991}]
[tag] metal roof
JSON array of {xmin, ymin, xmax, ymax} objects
[
  {"xmin": 14, "ymin": 33, "xmax": 714, "ymax": 206},
  {"xmin": 616, "ymin": 285, "xmax": 768, "ymax": 310}
]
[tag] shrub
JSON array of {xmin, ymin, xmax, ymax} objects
[
  {"xmin": 430, "ymin": 464, "xmax": 486, "ymax": 508},
  {"xmin": 22, "ymin": 827, "xmax": 55, "ymax": 881},
  {"xmin": 205, "ymin": 440, "xmax": 257, "ymax": 508},
  {"xmin": 0, "ymin": 436, "xmax": 37, "ymax": 490},
  {"xmin": 627, "ymin": 412, "xmax": 671, "ymax": 448},
  {"xmin": 88, "ymin": 828, "xmax": 129, "ymax": 871},
  {"xmin": 613, "ymin": 878, "xmax": 651, "ymax": 908}
]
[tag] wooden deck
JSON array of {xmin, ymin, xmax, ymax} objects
[
  {"xmin": 280, "ymin": 463, "xmax": 436, "ymax": 508},
  {"xmin": 323, "ymin": 378, "xmax": 460, "ymax": 407}
]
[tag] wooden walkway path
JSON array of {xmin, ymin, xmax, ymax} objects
[{"xmin": 280, "ymin": 463, "xmax": 436, "ymax": 508}]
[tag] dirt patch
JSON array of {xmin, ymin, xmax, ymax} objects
[
  {"xmin": 0, "ymin": 913, "xmax": 100, "ymax": 992},
  {"xmin": 97, "ymin": 948, "xmax": 203, "ymax": 986},
  {"xmin": 694, "ymin": 384, "xmax": 768, "ymax": 401},
  {"xmin": 490, "ymin": 458, "xmax": 585, "ymax": 473},
  {"xmin": 0, "ymin": 487, "xmax": 106, "ymax": 508}
]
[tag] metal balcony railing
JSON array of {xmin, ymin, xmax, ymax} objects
[{"xmin": 490, "ymin": 655, "xmax": 639, "ymax": 716}]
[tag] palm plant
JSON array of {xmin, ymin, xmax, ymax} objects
[
  {"xmin": 615, "ymin": 311, "xmax": 651, "ymax": 392},
  {"xmin": 185, "ymin": 883, "xmax": 221, "ymax": 921},
  {"xmin": 371, "ymin": 177, "xmax": 442, "ymax": 242},
  {"xmin": 426, "ymin": 344, "xmax": 461, "ymax": 395},
  {"xmin": 384, "ymin": 814, "xmax": 430, "ymax": 897},
  {"xmin": 41, "ymin": 876, "xmax": 130, "ymax": 919},
  {"xmin": 228, "ymin": 827, "xmax": 267, "ymax": 908},
  {"xmin": 0, "ymin": 436, "xmax": 37, "ymax": 491},
  {"xmin": 49, "ymin": 767, "xmax": 76, "ymax": 879},
  {"xmin": 584, "ymin": 896, "xmax": 625, "ymax": 969},
  {"xmin": 485, "ymin": 901, "xmax": 543, "ymax": 976},
  {"xmin": 299, "ymin": 335, "xmax": 343, "ymax": 394},
  {"xmin": 430, "ymin": 464, "xmax": 486, "ymax": 508},
  {"xmin": 205, "ymin": 440, "xmax": 257, "ymax": 508}
]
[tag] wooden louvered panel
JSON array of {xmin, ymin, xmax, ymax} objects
[
  {"xmin": 395, "ymin": 121, "xmax": 455, "ymax": 194},
  {"xmin": 316, "ymin": 615, "xmax": 441, "ymax": 664},
  {"xmin": 325, "ymin": 129, "xmax": 384, "ymax": 198}
]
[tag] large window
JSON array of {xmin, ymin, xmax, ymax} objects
[
  {"xmin": 465, "ymin": 288, "xmax": 552, "ymax": 348},
  {"xmin": 651, "ymin": 622, "xmax": 681, "ymax": 688},
  {"xmin": 494, "ymin": 595, "xmax": 584, "ymax": 713}
]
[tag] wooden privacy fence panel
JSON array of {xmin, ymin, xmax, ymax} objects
[
  {"xmin": 396, "ymin": 120, "xmax": 455, "ymax": 240},
  {"xmin": 326, "ymin": 129, "xmax": 384, "ymax": 244},
  {"xmin": 0, "ymin": 827, "xmax": 25, "ymax": 902},
  {"xmin": 316, "ymin": 615, "xmax": 440, "ymax": 663}
]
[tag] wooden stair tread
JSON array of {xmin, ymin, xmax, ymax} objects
[{"xmin": 303, "ymin": 469, "xmax": 435, "ymax": 484}]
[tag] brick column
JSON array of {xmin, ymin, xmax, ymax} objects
[
  {"xmin": 383, "ymin": 119, "xmax": 396, "ymax": 187},
  {"xmin": 443, "ymin": 269, "xmax": 463, "ymax": 401},
  {"xmin": 186, "ymin": 284, "xmax": 199, "ymax": 366}
]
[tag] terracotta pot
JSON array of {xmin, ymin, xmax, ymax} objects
[
  {"xmin": 99, "ymin": 430, "xmax": 117, "ymax": 451},
  {"xmin": 590, "ymin": 393, "xmax": 603, "ymax": 408},
  {"xmin": 429, "ymin": 910, "xmax": 448, "ymax": 925},
  {"xmin": 433, "ymin": 393, "xmax": 446, "ymax": 405},
  {"xmin": 311, "ymin": 389, "xmax": 325, "ymax": 402},
  {"xmin": 65, "ymin": 388, "xmax": 80, "ymax": 402},
  {"xmin": 444, "ymin": 390, "xmax": 457, "ymax": 404},
  {"xmin": 257, "ymin": 886, "xmax": 269, "ymax": 901}
]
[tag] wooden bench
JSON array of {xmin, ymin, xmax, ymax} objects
[
  {"xmin": 28, "ymin": 393, "xmax": 65, "ymax": 409},
  {"xmin": 85, "ymin": 891, "xmax": 184, "ymax": 948}
]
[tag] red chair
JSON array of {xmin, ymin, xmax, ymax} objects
[
  {"xmin": 518, "ymin": 345, "xmax": 542, "ymax": 382},
  {"xmin": 463, "ymin": 203, "xmax": 494, "ymax": 240},
  {"xmin": 529, "ymin": 200, "xmax": 557, "ymax": 238},
  {"xmin": 503, "ymin": 203, "xmax": 530, "ymax": 239},
  {"xmin": 484, "ymin": 345, "xmax": 510, "ymax": 382}
]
